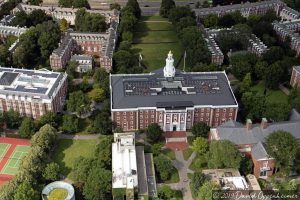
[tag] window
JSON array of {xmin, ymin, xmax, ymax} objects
[
  {"xmin": 229, "ymin": 113, "xmax": 232, "ymax": 116},
  {"xmin": 201, "ymin": 113, "xmax": 204, "ymax": 117},
  {"xmin": 151, "ymin": 115, "xmax": 154, "ymax": 118},
  {"xmin": 130, "ymin": 126, "xmax": 134, "ymax": 129},
  {"xmin": 151, "ymin": 119, "xmax": 154, "ymax": 123},
  {"xmin": 145, "ymin": 115, "xmax": 148, "ymax": 119},
  {"xmin": 116, "ymin": 117, "xmax": 120, "ymax": 120},
  {"xmin": 206, "ymin": 118, "xmax": 209, "ymax": 121},
  {"xmin": 195, "ymin": 114, "xmax": 198, "ymax": 117},
  {"xmin": 230, "ymin": 108, "xmax": 233, "ymax": 112},
  {"xmin": 206, "ymin": 113, "xmax": 209, "ymax": 117},
  {"xmin": 130, "ymin": 112, "xmax": 133, "ymax": 115},
  {"xmin": 145, "ymin": 120, "xmax": 148, "ymax": 123},
  {"xmin": 123, "ymin": 116, "xmax": 126, "ymax": 120},
  {"xmin": 130, "ymin": 121, "xmax": 133, "ymax": 125},
  {"xmin": 216, "ymin": 108, "xmax": 220, "ymax": 112},
  {"xmin": 123, "ymin": 112, "xmax": 126, "ymax": 116},
  {"xmin": 216, "ymin": 113, "xmax": 219, "ymax": 117},
  {"xmin": 140, "ymin": 115, "xmax": 143, "ymax": 119},
  {"xmin": 117, "ymin": 112, "xmax": 120, "ymax": 115},
  {"xmin": 140, "ymin": 120, "xmax": 143, "ymax": 124},
  {"xmin": 130, "ymin": 116, "xmax": 133, "ymax": 120},
  {"xmin": 117, "ymin": 122, "xmax": 120, "ymax": 125},
  {"xmin": 223, "ymin": 108, "xmax": 226, "ymax": 112},
  {"xmin": 201, "ymin": 108, "xmax": 204, "ymax": 112},
  {"xmin": 151, "ymin": 110, "xmax": 154, "ymax": 113}
]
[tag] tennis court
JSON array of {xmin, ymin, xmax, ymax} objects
[
  {"xmin": 1, "ymin": 145, "xmax": 30, "ymax": 175},
  {"xmin": 0, "ymin": 144, "xmax": 11, "ymax": 159}
]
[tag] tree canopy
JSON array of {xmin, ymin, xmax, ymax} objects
[
  {"xmin": 207, "ymin": 140, "xmax": 242, "ymax": 169},
  {"xmin": 197, "ymin": 181, "xmax": 222, "ymax": 200},
  {"xmin": 266, "ymin": 131, "xmax": 300, "ymax": 175},
  {"xmin": 154, "ymin": 154, "xmax": 176, "ymax": 181},
  {"xmin": 67, "ymin": 90, "xmax": 90, "ymax": 115},
  {"xmin": 160, "ymin": 0, "xmax": 175, "ymax": 18},
  {"xmin": 18, "ymin": 117, "xmax": 35, "ymax": 138},
  {"xmin": 190, "ymin": 172, "xmax": 207, "ymax": 198},
  {"xmin": 75, "ymin": 9, "xmax": 107, "ymax": 32},
  {"xmin": 59, "ymin": 0, "xmax": 89, "ymax": 8},
  {"xmin": 147, "ymin": 123, "xmax": 162, "ymax": 142},
  {"xmin": 192, "ymin": 122, "xmax": 210, "ymax": 137},
  {"xmin": 192, "ymin": 137, "xmax": 209, "ymax": 155}
]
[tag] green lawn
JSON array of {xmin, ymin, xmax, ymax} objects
[
  {"xmin": 251, "ymin": 81, "xmax": 288, "ymax": 104},
  {"xmin": 183, "ymin": 148, "xmax": 194, "ymax": 160},
  {"xmin": 189, "ymin": 154, "xmax": 208, "ymax": 172},
  {"xmin": 162, "ymin": 148, "xmax": 176, "ymax": 160},
  {"xmin": 133, "ymin": 16, "xmax": 183, "ymax": 72},
  {"xmin": 52, "ymin": 139, "xmax": 97, "ymax": 179}
]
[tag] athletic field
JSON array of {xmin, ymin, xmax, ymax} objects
[{"xmin": 0, "ymin": 138, "xmax": 31, "ymax": 186}]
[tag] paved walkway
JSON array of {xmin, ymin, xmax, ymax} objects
[
  {"xmin": 58, "ymin": 133, "xmax": 100, "ymax": 140},
  {"xmin": 279, "ymin": 84, "xmax": 290, "ymax": 95},
  {"xmin": 167, "ymin": 151, "xmax": 196, "ymax": 200}
]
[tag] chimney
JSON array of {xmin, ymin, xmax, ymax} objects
[
  {"xmin": 261, "ymin": 118, "xmax": 268, "ymax": 129},
  {"xmin": 245, "ymin": 119, "xmax": 252, "ymax": 130}
]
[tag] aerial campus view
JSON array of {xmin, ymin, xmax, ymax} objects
[{"xmin": 1, "ymin": 0, "xmax": 300, "ymax": 199}]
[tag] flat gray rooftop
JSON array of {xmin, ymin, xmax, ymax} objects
[{"xmin": 110, "ymin": 68, "xmax": 237, "ymax": 109}]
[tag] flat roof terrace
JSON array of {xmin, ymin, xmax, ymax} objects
[{"xmin": 110, "ymin": 68, "xmax": 237, "ymax": 109}]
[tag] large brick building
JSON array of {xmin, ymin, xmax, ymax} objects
[
  {"xmin": 50, "ymin": 25, "xmax": 117, "ymax": 72},
  {"xmin": 210, "ymin": 114, "xmax": 300, "ymax": 178},
  {"xmin": 12, "ymin": 3, "xmax": 119, "ymax": 25},
  {"xmin": 0, "ymin": 67, "xmax": 67, "ymax": 119},
  {"xmin": 193, "ymin": 0, "xmax": 289, "ymax": 21},
  {"xmin": 290, "ymin": 66, "xmax": 300, "ymax": 88},
  {"xmin": 110, "ymin": 51, "xmax": 238, "ymax": 132}
]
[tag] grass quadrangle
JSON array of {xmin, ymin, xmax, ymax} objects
[{"xmin": 1, "ymin": 145, "xmax": 30, "ymax": 175}]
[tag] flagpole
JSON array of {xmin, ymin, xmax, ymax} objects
[{"xmin": 183, "ymin": 50, "xmax": 186, "ymax": 72}]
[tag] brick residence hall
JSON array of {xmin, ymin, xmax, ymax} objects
[
  {"xmin": 109, "ymin": 51, "xmax": 238, "ymax": 132},
  {"xmin": 210, "ymin": 109, "xmax": 300, "ymax": 178}
]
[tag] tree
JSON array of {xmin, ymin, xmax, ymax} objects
[
  {"xmin": 176, "ymin": 16, "xmax": 196, "ymax": 32},
  {"xmin": 218, "ymin": 13, "xmax": 235, "ymax": 27},
  {"xmin": 157, "ymin": 185, "xmax": 182, "ymax": 199},
  {"xmin": 192, "ymin": 122, "xmax": 210, "ymax": 137},
  {"xmin": 29, "ymin": 9, "xmax": 51, "ymax": 26},
  {"xmin": 147, "ymin": 123, "xmax": 162, "ymax": 142},
  {"xmin": 72, "ymin": 157, "xmax": 93, "ymax": 182},
  {"xmin": 126, "ymin": 0, "xmax": 141, "ymax": 19},
  {"xmin": 83, "ymin": 168, "xmax": 112, "ymax": 200},
  {"xmin": 160, "ymin": 0, "xmax": 175, "ymax": 18},
  {"xmin": 75, "ymin": 9, "xmax": 107, "ymax": 32},
  {"xmin": 88, "ymin": 87, "xmax": 105, "ymax": 102},
  {"xmin": 110, "ymin": 3, "xmax": 121, "ymax": 10},
  {"xmin": 254, "ymin": 61, "xmax": 268, "ymax": 80},
  {"xmin": 265, "ymin": 102, "xmax": 291, "ymax": 122},
  {"xmin": 239, "ymin": 156, "xmax": 253, "ymax": 176},
  {"xmin": 154, "ymin": 154, "xmax": 175, "ymax": 181},
  {"xmin": 192, "ymin": 137, "xmax": 209, "ymax": 155},
  {"xmin": 241, "ymin": 92, "xmax": 266, "ymax": 121},
  {"xmin": 202, "ymin": 14, "xmax": 218, "ymax": 28},
  {"xmin": 230, "ymin": 53, "xmax": 256, "ymax": 80},
  {"xmin": 95, "ymin": 137, "xmax": 112, "ymax": 169},
  {"xmin": 62, "ymin": 115, "xmax": 79, "ymax": 133},
  {"xmin": 263, "ymin": 46, "xmax": 284, "ymax": 64},
  {"xmin": 10, "ymin": 11, "xmax": 28, "ymax": 27},
  {"xmin": 3, "ymin": 109, "xmax": 22, "ymax": 129},
  {"xmin": 153, "ymin": 143, "xmax": 163, "ymax": 156},
  {"xmin": 42, "ymin": 162, "xmax": 60, "ymax": 181},
  {"xmin": 18, "ymin": 118, "xmax": 35, "ymax": 138},
  {"xmin": 208, "ymin": 140, "xmax": 242, "ymax": 169},
  {"xmin": 13, "ymin": 182, "xmax": 39, "ymax": 200},
  {"xmin": 168, "ymin": 6, "xmax": 194, "ymax": 25},
  {"xmin": 59, "ymin": 18, "xmax": 69, "ymax": 32},
  {"xmin": 266, "ymin": 131, "xmax": 300, "ymax": 175},
  {"xmin": 239, "ymin": 73, "xmax": 252, "ymax": 94},
  {"xmin": 37, "ymin": 112, "xmax": 57, "ymax": 129},
  {"xmin": 67, "ymin": 90, "xmax": 90, "ymax": 115},
  {"xmin": 190, "ymin": 172, "xmax": 207, "ymax": 197},
  {"xmin": 89, "ymin": 111, "xmax": 112, "ymax": 135},
  {"xmin": 31, "ymin": 124, "xmax": 57, "ymax": 152},
  {"xmin": 197, "ymin": 181, "xmax": 222, "ymax": 200},
  {"xmin": 28, "ymin": 0, "xmax": 42, "ymax": 5},
  {"xmin": 73, "ymin": 0, "xmax": 89, "ymax": 8},
  {"xmin": 264, "ymin": 62, "xmax": 283, "ymax": 89},
  {"xmin": 179, "ymin": 26, "xmax": 210, "ymax": 66},
  {"xmin": 0, "ymin": 45, "xmax": 9, "ymax": 66}
]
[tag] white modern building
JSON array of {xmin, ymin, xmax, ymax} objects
[{"xmin": 112, "ymin": 132, "xmax": 138, "ymax": 190}]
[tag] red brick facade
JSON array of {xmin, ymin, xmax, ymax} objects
[
  {"xmin": 112, "ymin": 107, "xmax": 238, "ymax": 131},
  {"xmin": 290, "ymin": 66, "xmax": 300, "ymax": 88}
]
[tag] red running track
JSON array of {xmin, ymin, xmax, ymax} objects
[{"xmin": 0, "ymin": 137, "xmax": 31, "ymax": 186}]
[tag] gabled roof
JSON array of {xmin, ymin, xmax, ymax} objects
[
  {"xmin": 251, "ymin": 142, "xmax": 271, "ymax": 160},
  {"xmin": 217, "ymin": 118, "xmax": 300, "ymax": 145}
]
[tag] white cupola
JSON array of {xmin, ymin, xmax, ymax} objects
[{"xmin": 163, "ymin": 51, "xmax": 175, "ymax": 78}]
